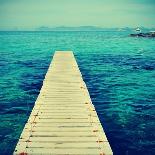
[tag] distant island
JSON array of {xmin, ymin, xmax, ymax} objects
[
  {"xmin": 0, "ymin": 26, "xmax": 154, "ymax": 32},
  {"xmin": 36, "ymin": 26, "xmax": 134, "ymax": 31},
  {"xmin": 35, "ymin": 26, "xmax": 155, "ymax": 32},
  {"xmin": 130, "ymin": 31, "xmax": 155, "ymax": 38}
]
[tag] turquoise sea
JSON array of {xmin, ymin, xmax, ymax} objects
[{"xmin": 0, "ymin": 31, "xmax": 155, "ymax": 155}]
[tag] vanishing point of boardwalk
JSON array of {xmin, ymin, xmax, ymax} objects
[{"xmin": 14, "ymin": 51, "xmax": 113, "ymax": 155}]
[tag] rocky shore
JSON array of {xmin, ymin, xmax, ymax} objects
[{"xmin": 130, "ymin": 31, "xmax": 155, "ymax": 38}]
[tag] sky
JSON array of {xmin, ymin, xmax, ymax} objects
[{"xmin": 0, "ymin": 0, "xmax": 155, "ymax": 30}]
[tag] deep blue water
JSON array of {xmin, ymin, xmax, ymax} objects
[{"xmin": 0, "ymin": 31, "xmax": 155, "ymax": 155}]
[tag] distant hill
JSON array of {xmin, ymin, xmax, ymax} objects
[
  {"xmin": 1, "ymin": 26, "xmax": 154, "ymax": 32},
  {"xmin": 36, "ymin": 26, "xmax": 127, "ymax": 31},
  {"xmin": 35, "ymin": 26, "xmax": 155, "ymax": 32}
]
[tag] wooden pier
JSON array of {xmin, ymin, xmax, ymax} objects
[{"xmin": 14, "ymin": 51, "xmax": 113, "ymax": 155}]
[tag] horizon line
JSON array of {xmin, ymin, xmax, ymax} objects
[{"xmin": 0, "ymin": 26, "xmax": 155, "ymax": 31}]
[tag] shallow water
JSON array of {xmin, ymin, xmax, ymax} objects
[{"xmin": 0, "ymin": 31, "xmax": 155, "ymax": 155}]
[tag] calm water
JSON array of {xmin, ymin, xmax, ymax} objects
[{"xmin": 0, "ymin": 31, "xmax": 155, "ymax": 155}]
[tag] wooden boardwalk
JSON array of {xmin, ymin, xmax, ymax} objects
[{"xmin": 14, "ymin": 51, "xmax": 113, "ymax": 155}]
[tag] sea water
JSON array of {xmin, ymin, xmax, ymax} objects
[{"xmin": 0, "ymin": 31, "xmax": 155, "ymax": 155}]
